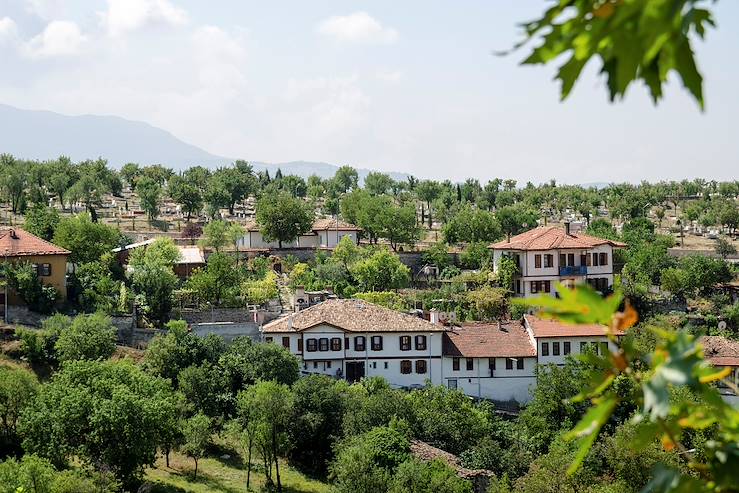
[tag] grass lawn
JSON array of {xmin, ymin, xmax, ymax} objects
[{"xmin": 144, "ymin": 447, "xmax": 331, "ymax": 493}]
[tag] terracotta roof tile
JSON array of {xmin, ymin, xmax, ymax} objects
[
  {"xmin": 410, "ymin": 440, "xmax": 492, "ymax": 480},
  {"xmin": 443, "ymin": 321, "xmax": 536, "ymax": 358},
  {"xmin": 0, "ymin": 228, "xmax": 70, "ymax": 257},
  {"xmin": 490, "ymin": 226, "xmax": 626, "ymax": 251},
  {"xmin": 262, "ymin": 299, "xmax": 444, "ymax": 333},
  {"xmin": 524, "ymin": 314, "xmax": 622, "ymax": 338},
  {"xmin": 701, "ymin": 336, "xmax": 739, "ymax": 367}
]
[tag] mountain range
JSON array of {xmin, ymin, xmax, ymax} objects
[{"xmin": 0, "ymin": 103, "xmax": 409, "ymax": 182}]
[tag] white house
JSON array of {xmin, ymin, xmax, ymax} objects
[
  {"xmin": 261, "ymin": 299, "xmax": 446, "ymax": 387},
  {"xmin": 490, "ymin": 224, "xmax": 626, "ymax": 298},
  {"xmin": 442, "ymin": 322, "xmax": 537, "ymax": 403},
  {"xmin": 523, "ymin": 314, "xmax": 624, "ymax": 366},
  {"xmin": 238, "ymin": 218, "xmax": 361, "ymax": 250}
]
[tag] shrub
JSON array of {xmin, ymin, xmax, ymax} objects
[{"xmin": 55, "ymin": 313, "xmax": 116, "ymax": 362}]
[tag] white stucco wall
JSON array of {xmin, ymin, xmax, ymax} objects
[
  {"xmin": 441, "ymin": 356, "xmax": 537, "ymax": 402},
  {"xmin": 536, "ymin": 336, "xmax": 619, "ymax": 366}
]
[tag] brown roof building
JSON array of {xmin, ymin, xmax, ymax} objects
[
  {"xmin": 0, "ymin": 228, "xmax": 70, "ymax": 307},
  {"xmin": 443, "ymin": 321, "xmax": 536, "ymax": 358},
  {"xmin": 490, "ymin": 225, "xmax": 626, "ymax": 251},
  {"xmin": 524, "ymin": 314, "xmax": 624, "ymax": 338},
  {"xmin": 263, "ymin": 298, "xmax": 444, "ymax": 333}
]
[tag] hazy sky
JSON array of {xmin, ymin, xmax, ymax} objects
[{"xmin": 0, "ymin": 0, "xmax": 737, "ymax": 183}]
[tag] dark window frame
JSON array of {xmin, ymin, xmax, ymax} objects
[
  {"xmin": 354, "ymin": 336, "xmax": 366, "ymax": 351},
  {"xmin": 399, "ymin": 336, "xmax": 411, "ymax": 351},
  {"xmin": 541, "ymin": 342, "xmax": 549, "ymax": 356},
  {"xmin": 415, "ymin": 335, "xmax": 427, "ymax": 351},
  {"xmin": 452, "ymin": 357, "xmax": 460, "ymax": 371},
  {"xmin": 534, "ymin": 254, "xmax": 542, "ymax": 268},
  {"xmin": 371, "ymin": 335, "xmax": 383, "ymax": 351},
  {"xmin": 552, "ymin": 341, "xmax": 560, "ymax": 356},
  {"xmin": 319, "ymin": 338, "xmax": 329, "ymax": 351},
  {"xmin": 466, "ymin": 358, "xmax": 474, "ymax": 371},
  {"xmin": 517, "ymin": 358, "xmax": 524, "ymax": 370},
  {"xmin": 306, "ymin": 338, "xmax": 317, "ymax": 352},
  {"xmin": 331, "ymin": 337, "xmax": 342, "ymax": 351},
  {"xmin": 505, "ymin": 358, "xmax": 513, "ymax": 370},
  {"xmin": 400, "ymin": 360, "xmax": 412, "ymax": 374},
  {"xmin": 563, "ymin": 341, "xmax": 571, "ymax": 355},
  {"xmin": 282, "ymin": 336, "xmax": 290, "ymax": 349},
  {"xmin": 415, "ymin": 360, "xmax": 427, "ymax": 374}
]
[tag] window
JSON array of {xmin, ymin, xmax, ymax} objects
[
  {"xmin": 544, "ymin": 254, "xmax": 553, "ymax": 268},
  {"xmin": 489, "ymin": 358, "xmax": 496, "ymax": 371},
  {"xmin": 400, "ymin": 360, "xmax": 412, "ymax": 374},
  {"xmin": 552, "ymin": 342, "xmax": 560, "ymax": 356},
  {"xmin": 319, "ymin": 338, "xmax": 329, "ymax": 351},
  {"xmin": 415, "ymin": 335, "xmax": 427, "ymax": 351},
  {"xmin": 452, "ymin": 357, "xmax": 460, "ymax": 371},
  {"xmin": 399, "ymin": 336, "xmax": 411, "ymax": 351},
  {"xmin": 37, "ymin": 264, "xmax": 51, "ymax": 276},
  {"xmin": 372, "ymin": 362, "xmax": 376, "ymax": 369},
  {"xmin": 531, "ymin": 281, "xmax": 539, "ymax": 294},
  {"xmin": 282, "ymin": 337, "xmax": 290, "ymax": 349},
  {"xmin": 345, "ymin": 337, "xmax": 350, "ymax": 350},
  {"xmin": 517, "ymin": 358, "xmax": 524, "ymax": 370},
  {"xmin": 326, "ymin": 361, "xmax": 331, "ymax": 369},
  {"xmin": 306, "ymin": 338, "xmax": 317, "ymax": 352},
  {"xmin": 466, "ymin": 358, "xmax": 474, "ymax": 371},
  {"xmin": 505, "ymin": 358, "xmax": 513, "ymax": 370},
  {"xmin": 298, "ymin": 339, "xmax": 303, "ymax": 352},
  {"xmin": 541, "ymin": 342, "xmax": 549, "ymax": 356},
  {"xmin": 568, "ymin": 253, "xmax": 575, "ymax": 266},
  {"xmin": 415, "ymin": 360, "xmax": 427, "ymax": 374},
  {"xmin": 563, "ymin": 341, "xmax": 571, "ymax": 355},
  {"xmin": 384, "ymin": 362, "xmax": 388, "ymax": 369},
  {"xmin": 331, "ymin": 338, "xmax": 342, "ymax": 351},
  {"xmin": 355, "ymin": 336, "xmax": 366, "ymax": 351},
  {"xmin": 599, "ymin": 252, "xmax": 608, "ymax": 266},
  {"xmin": 371, "ymin": 336, "xmax": 383, "ymax": 351},
  {"xmin": 600, "ymin": 342, "xmax": 609, "ymax": 355},
  {"xmin": 313, "ymin": 361, "xmax": 318, "ymax": 369},
  {"xmin": 559, "ymin": 253, "xmax": 566, "ymax": 267},
  {"xmin": 534, "ymin": 254, "xmax": 542, "ymax": 268},
  {"xmin": 515, "ymin": 280, "xmax": 522, "ymax": 294},
  {"xmin": 543, "ymin": 280, "xmax": 551, "ymax": 293},
  {"xmin": 592, "ymin": 252, "xmax": 599, "ymax": 266},
  {"xmin": 265, "ymin": 337, "xmax": 273, "ymax": 343},
  {"xmin": 448, "ymin": 379, "xmax": 458, "ymax": 390},
  {"xmin": 580, "ymin": 254, "xmax": 588, "ymax": 267}
]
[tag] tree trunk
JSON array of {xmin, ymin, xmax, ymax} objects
[
  {"xmin": 273, "ymin": 426, "xmax": 282, "ymax": 492},
  {"xmin": 193, "ymin": 457, "xmax": 198, "ymax": 480},
  {"xmin": 278, "ymin": 240, "xmax": 283, "ymax": 249},
  {"xmin": 165, "ymin": 447, "xmax": 170, "ymax": 468},
  {"xmin": 246, "ymin": 438, "xmax": 253, "ymax": 489}
]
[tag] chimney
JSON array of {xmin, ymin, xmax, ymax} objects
[
  {"xmin": 564, "ymin": 222, "xmax": 571, "ymax": 236},
  {"xmin": 429, "ymin": 309, "xmax": 440, "ymax": 325},
  {"xmin": 9, "ymin": 229, "xmax": 18, "ymax": 239}
]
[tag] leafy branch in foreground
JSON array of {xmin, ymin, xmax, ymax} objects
[
  {"xmin": 506, "ymin": 0, "xmax": 717, "ymax": 109},
  {"xmin": 517, "ymin": 283, "xmax": 739, "ymax": 493}
]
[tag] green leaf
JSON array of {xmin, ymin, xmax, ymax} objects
[
  {"xmin": 564, "ymin": 394, "xmax": 619, "ymax": 475},
  {"xmin": 642, "ymin": 464, "xmax": 706, "ymax": 493},
  {"xmin": 673, "ymin": 39, "xmax": 704, "ymax": 110}
]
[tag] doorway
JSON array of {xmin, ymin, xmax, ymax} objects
[{"xmin": 345, "ymin": 361, "xmax": 365, "ymax": 383}]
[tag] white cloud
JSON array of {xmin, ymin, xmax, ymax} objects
[
  {"xmin": 0, "ymin": 17, "xmax": 19, "ymax": 44},
  {"xmin": 23, "ymin": 0, "xmax": 64, "ymax": 20},
  {"xmin": 317, "ymin": 12, "xmax": 398, "ymax": 44},
  {"xmin": 100, "ymin": 0, "xmax": 188, "ymax": 37},
  {"xmin": 24, "ymin": 20, "xmax": 86, "ymax": 57},
  {"xmin": 375, "ymin": 69, "xmax": 402, "ymax": 83}
]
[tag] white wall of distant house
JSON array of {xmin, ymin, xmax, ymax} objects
[
  {"xmin": 535, "ymin": 336, "xmax": 619, "ymax": 366},
  {"xmin": 441, "ymin": 356, "xmax": 537, "ymax": 402}
]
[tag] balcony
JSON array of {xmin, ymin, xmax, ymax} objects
[{"xmin": 559, "ymin": 265, "xmax": 587, "ymax": 276}]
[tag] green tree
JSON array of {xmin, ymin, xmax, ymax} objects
[
  {"xmin": 3, "ymin": 262, "xmax": 58, "ymax": 314},
  {"xmin": 389, "ymin": 459, "xmax": 472, "ymax": 493},
  {"xmin": 0, "ymin": 367, "xmax": 38, "ymax": 453},
  {"xmin": 364, "ymin": 172, "xmax": 394, "ymax": 196},
  {"xmin": 255, "ymin": 192, "xmax": 313, "ymax": 248},
  {"xmin": 20, "ymin": 360, "xmax": 178, "ymax": 488},
  {"xmin": 120, "ymin": 162, "xmax": 141, "ymax": 189},
  {"xmin": 136, "ymin": 176, "xmax": 161, "ymax": 223},
  {"xmin": 497, "ymin": 206, "xmax": 538, "ymax": 241},
  {"xmin": 181, "ymin": 412, "xmax": 212, "ymax": 480},
  {"xmin": 349, "ymin": 249, "xmax": 410, "ymax": 292},
  {"xmin": 23, "ymin": 205, "xmax": 60, "ymax": 241},
  {"xmin": 714, "ymin": 237, "xmax": 737, "ymax": 259},
  {"xmin": 466, "ymin": 286, "xmax": 509, "ymax": 320},
  {"xmin": 54, "ymin": 313, "xmax": 116, "ymax": 362},
  {"xmin": 333, "ymin": 166, "xmax": 359, "ymax": 193},
  {"xmin": 168, "ymin": 174, "xmax": 203, "ymax": 221},
  {"xmin": 219, "ymin": 338, "xmax": 300, "ymax": 392},
  {"xmin": 185, "ymin": 252, "xmax": 241, "ymax": 306},
  {"xmin": 380, "ymin": 203, "xmax": 422, "ymax": 251},
  {"xmin": 53, "ymin": 214, "xmax": 122, "ymax": 265},
  {"xmin": 443, "ymin": 206, "xmax": 502, "ymax": 244}
]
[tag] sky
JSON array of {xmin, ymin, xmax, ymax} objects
[{"xmin": 0, "ymin": 0, "xmax": 737, "ymax": 184}]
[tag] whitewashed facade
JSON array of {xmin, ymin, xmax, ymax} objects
[{"xmin": 238, "ymin": 218, "xmax": 360, "ymax": 250}]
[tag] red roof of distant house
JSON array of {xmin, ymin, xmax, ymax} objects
[
  {"xmin": 701, "ymin": 336, "xmax": 739, "ymax": 367},
  {"xmin": 0, "ymin": 228, "xmax": 70, "ymax": 257},
  {"xmin": 490, "ymin": 226, "xmax": 626, "ymax": 251},
  {"xmin": 524, "ymin": 314, "xmax": 623, "ymax": 338},
  {"xmin": 443, "ymin": 321, "xmax": 536, "ymax": 358}
]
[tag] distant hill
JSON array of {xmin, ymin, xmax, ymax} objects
[{"xmin": 0, "ymin": 103, "xmax": 409, "ymax": 182}]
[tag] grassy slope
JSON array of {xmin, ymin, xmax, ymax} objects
[{"xmin": 144, "ymin": 448, "xmax": 330, "ymax": 493}]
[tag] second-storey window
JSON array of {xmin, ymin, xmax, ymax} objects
[
  {"xmin": 552, "ymin": 342, "xmax": 560, "ymax": 356},
  {"xmin": 306, "ymin": 338, "xmax": 317, "ymax": 352},
  {"xmin": 534, "ymin": 254, "xmax": 542, "ymax": 268},
  {"xmin": 592, "ymin": 252, "xmax": 600, "ymax": 266},
  {"xmin": 452, "ymin": 357, "xmax": 460, "ymax": 371},
  {"xmin": 355, "ymin": 336, "xmax": 366, "ymax": 351},
  {"xmin": 544, "ymin": 254, "xmax": 553, "ymax": 268},
  {"xmin": 541, "ymin": 342, "xmax": 549, "ymax": 356},
  {"xmin": 505, "ymin": 358, "xmax": 513, "ymax": 370},
  {"xmin": 331, "ymin": 338, "xmax": 342, "ymax": 351},
  {"xmin": 371, "ymin": 336, "xmax": 383, "ymax": 351},
  {"xmin": 415, "ymin": 335, "xmax": 427, "ymax": 351},
  {"xmin": 415, "ymin": 360, "xmax": 427, "ymax": 374},
  {"xmin": 399, "ymin": 336, "xmax": 411, "ymax": 351},
  {"xmin": 319, "ymin": 338, "xmax": 329, "ymax": 351},
  {"xmin": 466, "ymin": 358, "xmax": 473, "ymax": 371},
  {"xmin": 282, "ymin": 337, "xmax": 290, "ymax": 349},
  {"xmin": 400, "ymin": 360, "xmax": 412, "ymax": 374},
  {"xmin": 599, "ymin": 252, "xmax": 608, "ymax": 266},
  {"xmin": 37, "ymin": 263, "xmax": 52, "ymax": 277},
  {"xmin": 563, "ymin": 341, "xmax": 571, "ymax": 355},
  {"xmin": 517, "ymin": 358, "xmax": 524, "ymax": 370},
  {"xmin": 298, "ymin": 339, "xmax": 303, "ymax": 352}
]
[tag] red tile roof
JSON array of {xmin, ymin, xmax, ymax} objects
[
  {"xmin": 242, "ymin": 218, "xmax": 360, "ymax": 232},
  {"xmin": 701, "ymin": 336, "xmax": 739, "ymax": 367},
  {"xmin": 443, "ymin": 321, "xmax": 536, "ymax": 358},
  {"xmin": 0, "ymin": 228, "xmax": 70, "ymax": 257},
  {"xmin": 490, "ymin": 226, "xmax": 626, "ymax": 251},
  {"xmin": 524, "ymin": 314, "xmax": 623, "ymax": 338},
  {"xmin": 263, "ymin": 298, "xmax": 445, "ymax": 333}
]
